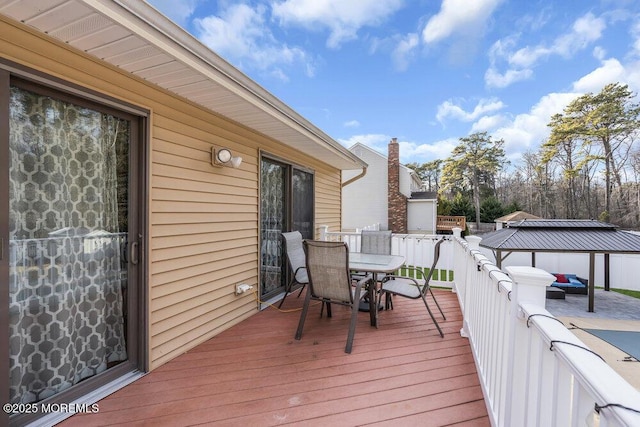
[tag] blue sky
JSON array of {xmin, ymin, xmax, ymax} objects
[{"xmin": 147, "ymin": 0, "xmax": 640, "ymax": 167}]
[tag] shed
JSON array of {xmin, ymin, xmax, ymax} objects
[
  {"xmin": 408, "ymin": 191, "xmax": 438, "ymax": 234},
  {"xmin": 479, "ymin": 219, "xmax": 640, "ymax": 312},
  {"xmin": 494, "ymin": 211, "xmax": 541, "ymax": 229}
]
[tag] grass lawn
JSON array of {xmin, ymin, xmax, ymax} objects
[{"xmin": 607, "ymin": 288, "xmax": 640, "ymax": 299}]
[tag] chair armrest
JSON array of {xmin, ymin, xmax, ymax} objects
[
  {"xmin": 355, "ymin": 274, "xmax": 373, "ymax": 287},
  {"xmin": 381, "ymin": 275, "xmax": 421, "ymax": 288},
  {"xmin": 353, "ymin": 274, "xmax": 372, "ymax": 300},
  {"xmin": 384, "ymin": 266, "xmax": 428, "ymax": 281},
  {"xmin": 293, "ymin": 266, "xmax": 307, "ymax": 281}
]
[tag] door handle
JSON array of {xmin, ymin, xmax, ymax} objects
[{"xmin": 129, "ymin": 241, "xmax": 139, "ymax": 265}]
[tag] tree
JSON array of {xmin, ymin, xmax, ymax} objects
[
  {"xmin": 449, "ymin": 192, "xmax": 475, "ymax": 222},
  {"xmin": 437, "ymin": 196, "xmax": 452, "ymax": 215},
  {"xmin": 503, "ymin": 200, "xmax": 522, "ymax": 214},
  {"xmin": 423, "ymin": 160, "xmax": 443, "ymax": 192},
  {"xmin": 546, "ymin": 83, "xmax": 640, "ymax": 223},
  {"xmin": 441, "ymin": 132, "xmax": 507, "ymax": 227},
  {"xmin": 480, "ymin": 196, "xmax": 505, "ymax": 223},
  {"xmin": 406, "ymin": 159, "xmax": 443, "ymax": 192}
]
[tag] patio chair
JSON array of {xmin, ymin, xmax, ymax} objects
[
  {"xmin": 361, "ymin": 229, "xmax": 392, "ymax": 255},
  {"xmin": 295, "ymin": 240, "xmax": 372, "ymax": 353},
  {"xmin": 354, "ymin": 230, "xmax": 393, "ymax": 283},
  {"xmin": 378, "ymin": 238, "xmax": 446, "ymax": 338},
  {"xmin": 278, "ymin": 231, "xmax": 309, "ymax": 309}
]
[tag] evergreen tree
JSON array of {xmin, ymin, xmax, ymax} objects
[{"xmin": 442, "ymin": 132, "xmax": 507, "ymax": 227}]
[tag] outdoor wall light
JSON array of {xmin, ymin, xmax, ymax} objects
[{"xmin": 212, "ymin": 146, "xmax": 242, "ymax": 168}]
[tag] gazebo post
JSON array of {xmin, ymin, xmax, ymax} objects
[
  {"xmin": 604, "ymin": 253, "xmax": 610, "ymax": 291},
  {"xmin": 588, "ymin": 252, "xmax": 595, "ymax": 312}
]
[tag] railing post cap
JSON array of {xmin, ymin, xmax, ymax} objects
[
  {"xmin": 504, "ymin": 266, "xmax": 555, "ymax": 287},
  {"xmin": 452, "ymin": 227, "xmax": 462, "ymax": 237},
  {"xmin": 465, "ymin": 235, "xmax": 482, "ymax": 249}
]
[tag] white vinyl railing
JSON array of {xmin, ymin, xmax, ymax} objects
[
  {"xmin": 452, "ymin": 229, "xmax": 640, "ymax": 427},
  {"xmin": 318, "ymin": 225, "xmax": 454, "ymax": 287}
]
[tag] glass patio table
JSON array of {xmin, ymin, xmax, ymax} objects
[{"xmin": 349, "ymin": 252, "xmax": 406, "ymax": 327}]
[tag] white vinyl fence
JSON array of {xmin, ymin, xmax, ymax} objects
[{"xmin": 453, "ymin": 230, "xmax": 640, "ymax": 427}]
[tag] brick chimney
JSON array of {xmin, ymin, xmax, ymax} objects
[{"xmin": 388, "ymin": 138, "xmax": 407, "ymax": 233}]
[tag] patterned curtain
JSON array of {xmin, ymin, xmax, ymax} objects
[
  {"xmin": 260, "ymin": 160, "xmax": 286, "ymax": 297},
  {"xmin": 8, "ymin": 86, "xmax": 128, "ymax": 404}
]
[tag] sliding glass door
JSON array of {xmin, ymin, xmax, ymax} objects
[
  {"xmin": 260, "ymin": 156, "xmax": 314, "ymax": 301},
  {"xmin": 292, "ymin": 169, "xmax": 314, "ymax": 240},
  {"xmin": 2, "ymin": 72, "xmax": 143, "ymax": 425}
]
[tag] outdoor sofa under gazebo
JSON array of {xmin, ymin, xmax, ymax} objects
[{"xmin": 478, "ymin": 219, "xmax": 640, "ymax": 312}]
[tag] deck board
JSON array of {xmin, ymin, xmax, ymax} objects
[{"xmin": 60, "ymin": 289, "xmax": 489, "ymax": 426}]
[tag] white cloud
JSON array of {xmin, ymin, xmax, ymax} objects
[
  {"xmin": 593, "ymin": 46, "xmax": 607, "ymax": 61},
  {"xmin": 507, "ymin": 13, "xmax": 605, "ymax": 68},
  {"xmin": 391, "ymin": 33, "xmax": 420, "ymax": 71},
  {"xmin": 194, "ymin": 3, "xmax": 314, "ymax": 79},
  {"xmin": 491, "ymin": 92, "xmax": 580, "ymax": 159},
  {"xmin": 556, "ymin": 12, "xmax": 606, "ymax": 54},
  {"xmin": 344, "ymin": 120, "xmax": 360, "ymax": 128},
  {"xmin": 572, "ymin": 58, "xmax": 626, "ymax": 93},
  {"xmin": 422, "ymin": 0, "xmax": 504, "ymax": 44},
  {"xmin": 484, "ymin": 67, "xmax": 533, "ymax": 88},
  {"xmin": 486, "ymin": 12, "xmax": 606, "ymax": 89},
  {"xmin": 471, "ymin": 114, "xmax": 509, "ymax": 132},
  {"xmin": 436, "ymin": 98, "xmax": 505, "ymax": 123},
  {"xmin": 401, "ymin": 138, "xmax": 459, "ymax": 162},
  {"xmin": 271, "ymin": 0, "xmax": 404, "ymax": 49},
  {"xmin": 148, "ymin": 0, "xmax": 200, "ymax": 26},
  {"xmin": 340, "ymin": 134, "xmax": 459, "ymax": 163},
  {"xmin": 629, "ymin": 17, "xmax": 640, "ymax": 57}
]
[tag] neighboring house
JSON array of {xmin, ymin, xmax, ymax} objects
[
  {"xmin": 0, "ymin": 2, "xmax": 366, "ymax": 425},
  {"xmin": 342, "ymin": 139, "xmax": 437, "ymax": 233}
]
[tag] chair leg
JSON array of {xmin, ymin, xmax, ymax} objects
[
  {"xmin": 319, "ymin": 300, "xmax": 330, "ymax": 318},
  {"xmin": 296, "ymin": 283, "xmax": 306, "ymax": 298},
  {"xmin": 385, "ymin": 293, "xmax": 393, "ymax": 310},
  {"xmin": 345, "ymin": 288, "xmax": 364, "ymax": 354},
  {"xmin": 295, "ymin": 290, "xmax": 313, "ymax": 340},
  {"xmin": 278, "ymin": 278, "xmax": 295, "ymax": 309},
  {"xmin": 421, "ymin": 294, "xmax": 444, "ymax": 338},
  {"xmin": 428, "ymin": 288, "xmax": 446, "ymax": 320}
]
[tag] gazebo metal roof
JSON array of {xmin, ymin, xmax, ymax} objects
[
  {"xmin": 478, "ymin": 219, "xmax": 640, "ymax": 312},
  {"xmin": 481, "ymin": 219, "xmax": 640, "ymax": 253}
]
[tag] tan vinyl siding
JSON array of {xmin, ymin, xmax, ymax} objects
[
  {"xmin": 1, "ymin": 17, "xmax": 344, "ymax": 370},
  {"xmin": 314, "ymin": 166, "xmax": 343, "ymax": 235}
]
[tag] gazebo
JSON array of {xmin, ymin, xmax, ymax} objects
[{"xmin": 479, "ymin": 219, "xmax": 640, "ymax": 312}]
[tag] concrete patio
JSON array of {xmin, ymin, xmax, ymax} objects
[
  {"xmin": 546, "ymin": 289, "xmax": 640, "ymax": 320},
  {"xmin": 546, "ymin": 290, "xmax": 640, "ymax": 390}
]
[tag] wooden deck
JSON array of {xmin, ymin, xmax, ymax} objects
[
  {"xmin": 60, "ymin": 289, "xmax": 489, "ymax": 426},
  {"xmin": 436, "ymin": 216, "xmax": 466, "ymax": 234}
]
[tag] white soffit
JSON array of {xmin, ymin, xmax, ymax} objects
[{"xmin": 0, "ymin": 0, "xmax": 366, "ymax": 170}]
